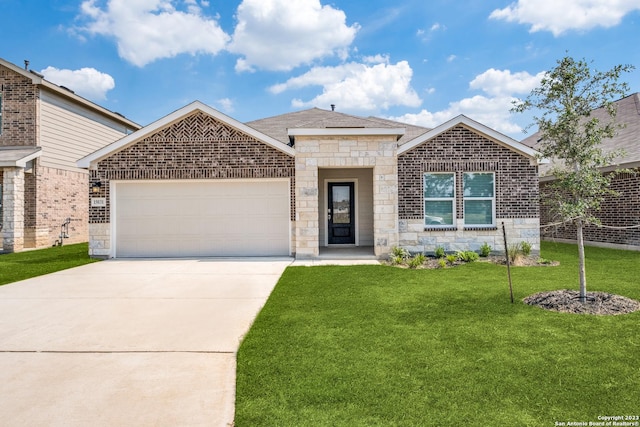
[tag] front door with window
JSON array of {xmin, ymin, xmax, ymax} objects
[{"xmin": 328, "ymin": 182, "xmax": 355, "ymax": 244}]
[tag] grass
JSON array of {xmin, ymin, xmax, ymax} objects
[
  {"xmin": 0, "ymin": 243, "xmax": 98, "ymax": 286},
  {"xmin": 235, "ymin": 242, "xmax": 640, "ymax": 426}
]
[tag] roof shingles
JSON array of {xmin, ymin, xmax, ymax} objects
[
  {"xmin": 246, "ymin": 107, "xmax": 429, "ymax": 145},
  {"xmin": 521, "ymin": 92, "xmax": 640, "ymax": 170}
]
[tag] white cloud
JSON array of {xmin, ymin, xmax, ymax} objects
[
  {"xmin": 362, "ymin": 54, "xmax": 390, "ymax": 64},
  {"xmin": 489, "ymin": 0, "xmax": 640, "ymax": 36},
  {"xmin": 446, "ymin": 54, "xmax": 457, "ymax": 62},
  {"xmin": 270, "ymin": 60, "xmax": 422, "ymax": 112},
  {"xmin": 389, "ymin": 95, "xmax": 523, "ymax": 135},
  {"xmin": 229, "ymin": 0, "xmax": 359, "ymax": 72},
  {"xmin": 469, "ymin": 68, "xmax": 545, "ymax": 97},
  {"xmin": 215, "ymin": 97, "xmax": 234, "ymax": 113},
  {"xmin": 79, "ymin": 0, "xmax": 229, "ymax": 67},
  {"xmin": 40, "ymin": 66, "xmax": 115, "ymax": 100},
  {"xmin": 388, "ymin": 67, "xmax": 547, "ymax": 136}
]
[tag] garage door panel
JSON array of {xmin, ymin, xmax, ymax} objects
[{"xmin": 115, "ymin": 180, "xmax": 290, "ymax": 257}]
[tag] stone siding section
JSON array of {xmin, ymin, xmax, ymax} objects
[
  {"xmin": 400, "ymin": 218, "xmax": 539, "ymax": 254},
  {"xmin": 1, "ymin": 168, "xmax": 25, "ymax": 252},
  {"xmin": 397, "ymin": 125, "xmax": 540, "ymax": 253},
  {"xmin": 0, "ymin": 65, "xmax": 38, "ymax": 147},
  {"xmin": 294, "ymin": 135, "xmax": 398, "ymax": 258},
  {"xmin": 540, "ymin": 168, "xmax": 640, "ymax": 249},
  {"xmin": 88, "ymin": 223, "xmax": 111, "ymax": 258}
]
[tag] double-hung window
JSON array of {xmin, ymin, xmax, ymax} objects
[
  {"xmin": 424, "ymin": 173, "xmax": 455, "ymax": 227},
  {"xmin": 463, "ymin": 172, "xmax": 495, "ymax": 227}
]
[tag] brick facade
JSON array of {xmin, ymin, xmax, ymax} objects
[
  {"xmin": 540, "ymin": 168, "xmax": 640, "ymax": 248},
  {"xmin": 397, "ymin": 125, "xmax": 540, "ymax": 253},
  {"xmin": 90, "ymin": 111, "xmax": 295, "ymax": 225},
  {"xmin": 398, "ymin": 126, "xmax": 539, "ymax": 219},
  {"xmin": 0, "ymin": 65, "xmax": 38, "ymax": 146},
  {"xmin": 24, "ymin": 164, "xmax": 89, "ymax": 247}
]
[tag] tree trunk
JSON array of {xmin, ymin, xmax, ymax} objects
[{"xmin": 576, "ymin": 219, "xmax": 587, "ymax": 303}]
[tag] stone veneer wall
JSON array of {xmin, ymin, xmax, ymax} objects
[
  {"xmin": 0, "ymin": 65, "xmax": 38, "ymax": 147},
  {"xmin": 398, "ymin": 125, "xmax": 540, "ymax": 254},
  {"xmin": 540, "ymin": 168, "xmax": 640, "ymax": 249},
  {"xmin": 89, "ymin": 111, "xmax": 295, "ymax": 257},
  {"xmin": 1, "ymin": 168, "xmax": 24, "ymax": 252},
  {"xmin": 294, "ymin": 135, "xmax": 398, "ymax": 258}
]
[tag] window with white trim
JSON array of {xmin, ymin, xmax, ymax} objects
[
  {"xmin": 424, "ymin": 173, "xmax": 455, "ymax": 227},
  {"xmin": 463, "ymin": 172, "xmax": 495, "ymax": 227},
  {"xmin": 0, "ymin": 92, "xmax": 3, "ymax": 135}
]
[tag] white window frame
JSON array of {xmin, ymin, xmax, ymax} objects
[
  {"xmin": 0, "ymin": 92, "xmax": 3, "ymax": 135},
  {"xmin": 463, "ymin": 172, "xmax": 495, "ymax": 228},
  {"xmin": 423, "ymin": 172, "xmax": 456, "ymax": 228}
]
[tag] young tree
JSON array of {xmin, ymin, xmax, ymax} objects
[{"xmin": 513, "ymin": 56, "xmax": 634, "ymax": 303}]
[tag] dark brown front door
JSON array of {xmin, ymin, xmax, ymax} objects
[{"xmin": 328, "ymin": 182, "xmax": 355, "ymax": 244}]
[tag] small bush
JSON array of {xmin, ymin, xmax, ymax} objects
[
  {"xmin": 408, "ymin": 253, "xmax": 426, "ymax": 269},
  {"xmin": 434, "ymin": 246, "xmax": 446, "ymax": 258},
  {"xmin": 446, "ymin": 254, "xmax": 458, "ymax": 265},
  {"xmin": 390, "ymin": 247, "xmax": 410, "ymax": 264},
  {"xmin": 457, "ymin": 250, "xmax": 479, "ymax": 263},
  {"xmin": 507, "ymin": 243, "xmax": 522, "ymax": 263},
  {"xmin": 479, "ymin": 242, "xmax": 492, "ymax": 257},
  {"xmin": 465, "ymin": 251, "xmax": 479, "ymax": 262},
  {"xmin": 390, "ymin": 255, "xmax": 405, "ymax": 265},
  {"xmin": 438, "ymin": 259, "xmax": 447, "ymax": 268},
  {"xmin": 521, "ymin": 241, "xmax": 532, "ymax": 256}
]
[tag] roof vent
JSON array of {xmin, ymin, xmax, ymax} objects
[
  {"xmin": 24, "ymin": 60, "xmax": 29, "ymax": 70},
  {"xmin": 330, "ymin": 104, "xmax": 336, "ymax": 111},
  {"xmin": 59, "ymin": 86, "xmax": 75, "ymax": 94}
]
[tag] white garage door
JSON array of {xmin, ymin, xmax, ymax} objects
[{"xmin": 114, "ymin": 180, "xmax": 290, "ymax": 257}]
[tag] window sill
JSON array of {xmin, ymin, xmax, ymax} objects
[
  {"xmin": 424, "ymin": 227, "xmax": 457, "ymax": 231},
  {"xmin": 463, "ymin": 226, "xmax": 498, "ymax": 231}
]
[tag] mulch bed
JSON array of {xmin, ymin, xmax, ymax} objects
[{"xmin": 524, "ymin": 290, "xmax": 640, "ymax": 315}]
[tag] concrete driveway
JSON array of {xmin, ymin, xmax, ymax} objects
[{"xmin": 0, "ymin": 258, "xmax": 292, "ymax": 426}]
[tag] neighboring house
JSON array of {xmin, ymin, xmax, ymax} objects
[
  {"xmin": 0, "ymin": 58, "xmax": 140, "ymax": 252},
  {"xmin": 78, "ymin": 101, "xmax": 542, "ymax": 259},
  {"xmin": 522, "ymin": 92, "xmax": 640, "ymax": 251}
]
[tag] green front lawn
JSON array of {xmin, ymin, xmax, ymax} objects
[
  {"xmin": 0, "ymin": 243, "xmax": 98, "ymax": 286},
  {"xmin": 236, "ymin": 242, "xmax": 640, "ymax": 426}
]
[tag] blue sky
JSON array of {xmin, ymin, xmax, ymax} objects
[{"xmin": 1, "ymin": 0, "xmax": 639, "ymax": 139}]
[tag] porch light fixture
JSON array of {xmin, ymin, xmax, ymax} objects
[{"xmin": 91, "ymin": 181, "xmax": 102, "ymax": 194}]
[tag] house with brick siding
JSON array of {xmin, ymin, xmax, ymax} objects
[
  {"xmin": 78, "ymin": 100, "xmax": 542, "ymax": 259},
  {"xmin": 0, "ymin": 58, "xmax": 140, "ymax": 253},
  {"xmin": 522, "ymin": 92, "xmax": 640, "ymax": 251}
]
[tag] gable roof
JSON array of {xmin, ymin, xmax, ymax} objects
[
  {"xmin": 521, "ymin": 92, "xmax": 640, "ymax": 169},
  {"xmin": 398, "ymin": 114, "xmax": 542, "ymax": 162},
  {"xmin": 77, "ymin": 101, "xmax": 295, "ymax": 169},
  {"xmin": 0, "ymin": 58, "xmax": 140, "ymax": 131}
]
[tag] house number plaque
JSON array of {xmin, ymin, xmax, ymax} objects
[{"xmin": 91, "ymin": 198, "xmax": 107, "ymax": 207}]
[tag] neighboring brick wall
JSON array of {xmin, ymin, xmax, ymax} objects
[
  {"xmin": 0, "ymin": 65, "xmax": 38, "ymax": 146},
  {"xmin": 398, "ymin": 125, "xmax": 539, "ymax": 220},
  {"xmin": 24, "ymin": 163, "xmax": 89, "ymax": 248},
  {"xmin": 91, "ymin": 111, "xmax": 295, "ymax": 223},
  {"xmin": 540, "ymin": 168, "xmax": 640, "ymax": 247}
]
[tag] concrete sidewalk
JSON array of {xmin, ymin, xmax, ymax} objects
[{"xmin": 0, "ymin": 258, "xmax": 292, "ymax": 427}]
